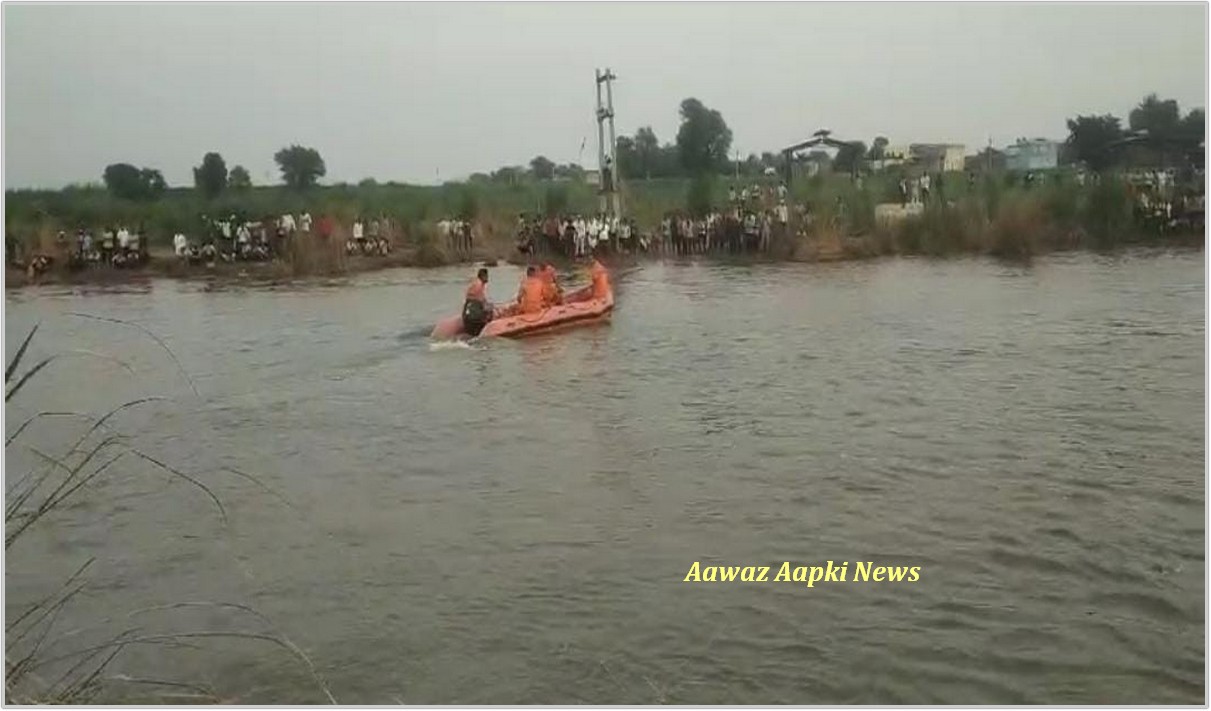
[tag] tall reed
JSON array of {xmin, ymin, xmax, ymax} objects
[{"xmin": 5, "ymin": 320, "xmax": 335, "ymax": 703}]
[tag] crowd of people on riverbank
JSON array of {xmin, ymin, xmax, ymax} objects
[
  {"xmin": 5, "ymin": 225, "xmax": 153, "ymax": 278},
  {"xmin": 510, "ymin": 182, "xmax": 793, "ymax": 259},
  {"xmin": 5, "ymin": 211, "xmax": 398, "ymax": 278},
  {"xmin": 1125, "ymin": 169, "xmax": 1206, "ymax": 234},
  {"xmin": 515, "ymin": 214, "xmax": 644, "ymax": 258},
  {"xmin": 182, "ymin": 212, "xmax": 393, "ymax": 265},
  {"xmin": 655, "ymin": 206, "xmax": 790, "ymax": 256},
  {"xmin": 437, "ymin": 219, "xmax": 476, "ymax": 257}
]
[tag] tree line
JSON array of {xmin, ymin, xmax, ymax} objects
[
  {"xmin": 1064, "ymin": 93, "xmax": 1204, "ymax": 171},
  {"xmin": 96, "ymin": 92, "xmax": 1202, "ymax": 204},
  {"xmin": 102, "ymin": 144, "xmax": 327, "ymax": 201}
]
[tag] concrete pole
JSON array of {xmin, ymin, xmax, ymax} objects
[
  {"xmin": 595, "ymin": 69, "xmax": 607, "ymax": 216},
  {"xmin": 605, "ymin": 69, "xmax": 621, "ymax": 221}
]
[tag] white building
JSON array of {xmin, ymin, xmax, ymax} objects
[
  {"xmin": 872, "ymin": 145, "xmax": 911, "ymax": 172},
  {"xmin": 910, "ymin": 144, "xmax": 966, "ymax": 173},
  {"xmin": 1004, "ymin": 138, "xmax": 1061, "ymax": 172}
]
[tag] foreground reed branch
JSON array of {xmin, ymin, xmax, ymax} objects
[{"xmin": 5, "ymin": 322, "xmax": 334, "ymax": 703}]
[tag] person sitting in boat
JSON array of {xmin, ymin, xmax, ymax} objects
[
  {"xmin": 589, "ymin": 255, "xmax": 611, "ymax": 300},
  {"xmin": 517, "ymin": 265, "xmax": 546, "ymax": 315},
  {"xmin": 462, "ymin": 268, "xmax": 492, "ymax": 336},
  {"xmin": 539, "ymin": 262, "xmax": 563, "ymax": 307}
]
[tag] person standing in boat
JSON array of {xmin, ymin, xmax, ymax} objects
[
  {"xmin": 589, "ymin": 252, "xmax": 611, "ymax": 300},
  {"xmin": 462, "ymin": 268, "xmax": 492, "ymax": 336}
]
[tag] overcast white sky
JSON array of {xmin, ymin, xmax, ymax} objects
[{"xmin": 3, "ymin": 2, "xmax": 1206, "ymax": 189}]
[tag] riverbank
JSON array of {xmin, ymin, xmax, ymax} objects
[
  {"xmin": 8, "ymin": 174, "xmax": 1206, "ymax": 290},
  {"xmin": 7, "ymin": 223, "xmax": 1201, "ymax": 291},
  {"xmin": 4, "ymin": 234, "xmax": 518, "ymax": 289}
]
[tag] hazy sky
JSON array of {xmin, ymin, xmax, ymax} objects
[{"xmin": 4, "ymin": 2, "xmax": 1207, "ymax": 189}]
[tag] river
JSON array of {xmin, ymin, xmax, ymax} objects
[{"xmin": 4, "ymin": 251, "xmax": 1205, "ymax": 704}]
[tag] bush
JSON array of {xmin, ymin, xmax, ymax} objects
[
  {"xmin": 543, "ymin": 184, "xmax": 568, "ymax": 216},
  {"xmin": 686, "ymin": 175, "xmax": 715, "ymax": 217},
  {"xmin": 988, "ymin": 196, "xmax": 1044, "ymax": 261},
  {"xmin": 1043, "ymin": 180, "xmax": 1080, "ymax": 228},
  {"xmin": 983, "ymin": 174, "xmax": 1003, "ymax": 220},
  {"xmin": 1082, "ymin": 176, "xmax": 1134, "ymax": 248}
]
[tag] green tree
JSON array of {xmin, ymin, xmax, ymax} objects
[
  {"xmin": 759, "ymin": 151, "xmax": 781, "ymax": 170},
  {"xmin": 103, "ymin": 163, "xmax": 142, "ymax": 199},
  {"xmin": 615, "ymin": 136, "xmax": 639, "ymax": 179},
  {"xmin": 1065, "ymin": 114, "xmax": 1124, "ymax": 171},
  {"xmin": 675, "ymin": 98, "xmax": 733, "ymax": 176},
  {"xmin": 491, "ymin": 166, "xmax": 522, "ymax": 184},
  {"xmin": 553, "ymin": 163, "xmax": 584, "ymax": 181},
  {"xmin": 102, "ymin": 163, "xmax": 166, "ymax": 201},
  {"xmin": 868, "ymin": 136, "xmax": 889, "ymax": 160},
  {"xmin": 833, "ymin": 141, "xmax": 867, "ymax": 174},
  {"xmin": 543, "ymin": 183, "xmax": 568, "ymax": 215},
  {"xmin": 1129, "ymin": 93, "xmax": 1181, "ymax": 141},
  {"xmin": 228, "ymin": 165, "xmax": 252, "ymax": 191},
  {"xmin": 529, "ymin": 155, "xmax": 556, "ymax": 180},
  {"xmin": 140, "ymin": 168, "xmax": 167, "ymax": 199},
  {"xmin": 192, "ymin": 152, "xmax": 228, "ymax": 199},
  {"xmin": 274, "ymin": 145, "xmax": 326, "ymax": 190},
  {"xmin": 634, "ymin": 126, "xmax": 661, "ymax": 178},
  {"xmin": 1178, "ymin": 108, "xmax": 1205, "ymax": 150}
]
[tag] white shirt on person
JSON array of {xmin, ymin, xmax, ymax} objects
[
  {"xmin": 300, "ymin": 213, "xmax": 312, "ymax": 232},
  {"xmin": 353, "ymin": 221, "xmax": 364, "ymax": 240},
  {"xmin": 173, "ymin": 233, "xmax": 188, "ymax": 256},
  {"xmin": 117, "ymin": 228, "xmax": 131, "ymax": 249}
]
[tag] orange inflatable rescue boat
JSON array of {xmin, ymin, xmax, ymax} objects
[{"xmin": 430, "ymin": 273, "xmax": 614, "ymax": 340}]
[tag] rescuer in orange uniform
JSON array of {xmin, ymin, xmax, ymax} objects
[
  {"xmin": 589, "ymin": 256, "xmax": 611, "ymax": 300},
  {"xmin": 517, "ymin": 266, "xmax": 547, "ymax": 314},
  {"xmin": 539, "ymin": 262, "xmax": 563, "ymax": 306}
]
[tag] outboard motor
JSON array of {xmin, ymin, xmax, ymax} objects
[{"xmin": 462, "ymin": 299, "xmax": 489, "ymax": 337}]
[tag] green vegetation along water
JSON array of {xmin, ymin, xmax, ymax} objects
[{"xmin": 4, "ymin": 251, "xmax": 1203, "ymax": 703}]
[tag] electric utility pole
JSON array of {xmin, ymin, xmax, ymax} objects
[{"xmin": 595, "ymin": 68, "xmax": 621, "ymax": 222}]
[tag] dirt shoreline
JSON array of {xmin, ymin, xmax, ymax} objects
[
  {"xmin": 5, "ymin": 235, "xmax": 1202, "ymax": 291},
  {"xmin": 3, "ymin": 243, "xmax": 508, "ymax": 290}
]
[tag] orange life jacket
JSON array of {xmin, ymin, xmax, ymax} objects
[
  {"xmin": 519, "ymin": 277, "xmax": 546, "ymax": 314},
  {"xmin": 590, "ymin": 260, "xmax": 611, "ymax": 299},
  {"xmin": 540, "ymin": 266, "xmax": 562, "ymax": 305}
]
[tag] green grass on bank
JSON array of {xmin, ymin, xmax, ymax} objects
[{"xmin": 5, "ymin": 168, "xmax": 1200, "ymax": 260}]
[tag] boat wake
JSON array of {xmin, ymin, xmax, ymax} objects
[{"xmin": 428, "ymin": 339, "xmax": 476, "ymax": 352}]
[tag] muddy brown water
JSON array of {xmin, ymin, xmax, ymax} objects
[{"xmin": 4, "ymin": 251, "xmax": 1204, "ymax": 703}]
